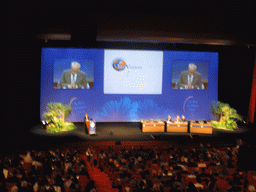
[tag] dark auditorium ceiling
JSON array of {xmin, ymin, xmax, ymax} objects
[{"xmin": 3, "ymin": 0, "xmax": 256, "ymax": 46}]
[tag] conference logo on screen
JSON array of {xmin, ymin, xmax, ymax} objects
[
  {"xmin": 112, "ymin": 59, "xmax": 128, "ymax": 71},
  {"xmin": 183, "ymin": 96, "xmax": 199, "ymax": 113}
]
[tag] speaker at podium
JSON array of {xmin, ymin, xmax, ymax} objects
[{"xmin": 84, "ymin": 113, "xmax": 96, "ymax": 136}]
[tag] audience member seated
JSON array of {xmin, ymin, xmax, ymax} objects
[
  {"xmin": 194, "ymin": 176, "xmax": 204, "ymax": 191},
  {"xmin": 214, "ymin": 174, "xmax": 229, "ymax": 192},
  {"xmin": 248, "ymin": 185, "xmax": 256, "ymax": 192},
  {"xmin": 188, "ymin": 158, "xmax": 198, "ymax": 167},
  {"xmin": 2, "ymin": 138, "xmax": 255, "ymax": 192},
  {"xmin": 198, "ymin": 167, "xmax": 210, "ymax": 178},
  {"xmin": 181, "ymin": 115, "xmax": 187, "ymax": 122},
  {"xmin": 187, "ymin": 181, "xmax": 198, "ymax": 192}
]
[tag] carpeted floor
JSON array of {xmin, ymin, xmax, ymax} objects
[{"xmin": 80, "ymin": 154, "xmax": 119, "ymax": 192}]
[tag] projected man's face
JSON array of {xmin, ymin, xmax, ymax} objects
[
  {"xmin": 188, "ymin": 67, "xmax": 196, "ymax": 76},
  {"xmin": 71, "ymin": 66, "xmax": 80, "ymax": 75}
]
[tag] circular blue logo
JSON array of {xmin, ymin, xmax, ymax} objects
[{"xmin": 112, "ymin": 59, "xmax": 127, "ymax": 71}]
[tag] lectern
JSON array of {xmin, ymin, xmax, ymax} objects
[{"xmin": 85, "ymin": 119, "xmax": 96, "ymax": 135}]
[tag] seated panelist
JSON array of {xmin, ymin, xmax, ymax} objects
[
  {"xmin": 181, "ymin": 115, "xmax": 187, "ymax": 122},
  {"xmin": 167, "ymin": 115, "xmax": 173, "ymax": 122},
  {"xmin": 175, "ymin": 116, "xmax": 182, "ymax": 123}
]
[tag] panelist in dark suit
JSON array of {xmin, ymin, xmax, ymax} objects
[
  {"xmin": 178, "ymin": 63, "xmax": 202, "ymax": 89},
  {"xmin": 60, "ymin": 61, "xmax": 88, "ymax": 89},
  {"xmin": 175, "ymin": 116, "xmax": 182, "ymax": 123},
  {"xmin": 181, "ymin": 115, "xmax": 187, "ymax": 123},
  {"xmin": 167, "ymin": 115, "xmax": 173, "ymax": 122}
]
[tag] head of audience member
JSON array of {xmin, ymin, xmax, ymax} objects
[
  {"xmin": 187, "ymin": 182, "xmax": 197, "ymax": 191},
  {"xmin": 10, "ymin": 184, "xmax": 18, "ymax": 192},
  {"xmin": 153, "ymin": 182, "xmax": 162, "ymax": 191},
  {"xmin": 152, "ymin": 169, "xmax": 157, "ymax": 177},
  {"xmin": 138, "ymin": 180, "xmax": 145, "ymax": 189},
  {"xmin": 248, "ymin": 185, "xmax": 256, "ymax": 192},
  {"xmin": 146, "ymin": 179, "xmax": 153, "ymax": 189},
  {"xmin": 207, "ymin": 182, "xmax": 215, "ymax": 190},
  {"xmin": 157, "ymin": 171, "xmax": 162, "ymax": 179},
  {"xmin": 196, "ymin": 176, "xmax": 202, "ymax": 184}
]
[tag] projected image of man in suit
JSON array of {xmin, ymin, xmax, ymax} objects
[
  {"xmin": 60, "ymin": 62, "xmax": 88, "ymax": 89},
  {"xmin": 178, "ymin": 63, "xmax": 202, "ymax": 89}
]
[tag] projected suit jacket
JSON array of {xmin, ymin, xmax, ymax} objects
[
  {"xmin": 178, "ymin": 71, "xmax": 202, "ymax": 89},
  {"xmin": 60, "ymin": 70, "xmax": 87, "ymax": 88}
]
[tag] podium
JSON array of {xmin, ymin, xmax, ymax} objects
[
  {"xmin": 85, "ymin": 120, "xmax": 96, "ymax": 135},
  {"xmin": 142, "ymin": 120, "xmax": 165, "ymax": 132},
  {"xmin": 166, "ymin": 122, "xmax": 188, "ymax": 133},
  {"xmin": 190, "ymin": 123, "xmax": 212, "ymax": 134}
]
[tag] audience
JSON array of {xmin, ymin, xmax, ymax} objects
[
  {"xmin": 1, "ymin": 148, "xmax": 93, "ymax": 192},
  {"xmin": 95, "ymin": 139, "xmax": 255, "ymax": 192},
  {"xmin": 1, "ymin": 138, "xmax": 255, "ymax": 192}
]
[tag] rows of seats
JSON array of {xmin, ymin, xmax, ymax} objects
[
  {"xmin": 85, "ymin": 140, "xmax": 255, "ymax": 192},
  {"xmin": 1, "ymin": 139, "xmax": 255, "ymax": 191}
]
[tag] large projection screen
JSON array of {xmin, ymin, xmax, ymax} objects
[{"xmin": 40, "ymin": 48, "xmax": 218, "ymax": 122}]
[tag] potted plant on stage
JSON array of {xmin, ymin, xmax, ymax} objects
[
  {"xmin": 210, "ymin": 101, "xmax": 242, "ymax": 131},
  {"xmin": 42, "ymin": 102, "xmax": 76, "ymax": 133}
]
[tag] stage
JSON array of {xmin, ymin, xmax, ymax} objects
[
  {"xmin": 1, "ymin": 122, "xmax": 254, "ymax": 155},
  {"xmin": 32, "ymin": 122, "xmax": 254, "ymax": 144}
]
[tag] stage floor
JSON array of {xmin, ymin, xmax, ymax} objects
[
  {"xmin": 32, "ymin": 121, "xmax": 249, "ymax": 137},
  {"xmin": 31, "ymin": 122, "xmax": 253, "ymax": 143},
  {"xmin": 1, "ymin": 122, "xmax": 254, "ymax": 154}
]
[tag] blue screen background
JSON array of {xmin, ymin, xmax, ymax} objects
[{"xmin": 41, "ymin": 48, "xmax": 218, "ymax": 122}]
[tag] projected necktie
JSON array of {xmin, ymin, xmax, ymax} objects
[
  {"xmin": 71, "ymin": 74, "xmax": 76, "ymax": 83},
  {"xmin": 188, "ymin": 75, "xmax": 192, "ymax": 84}
]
